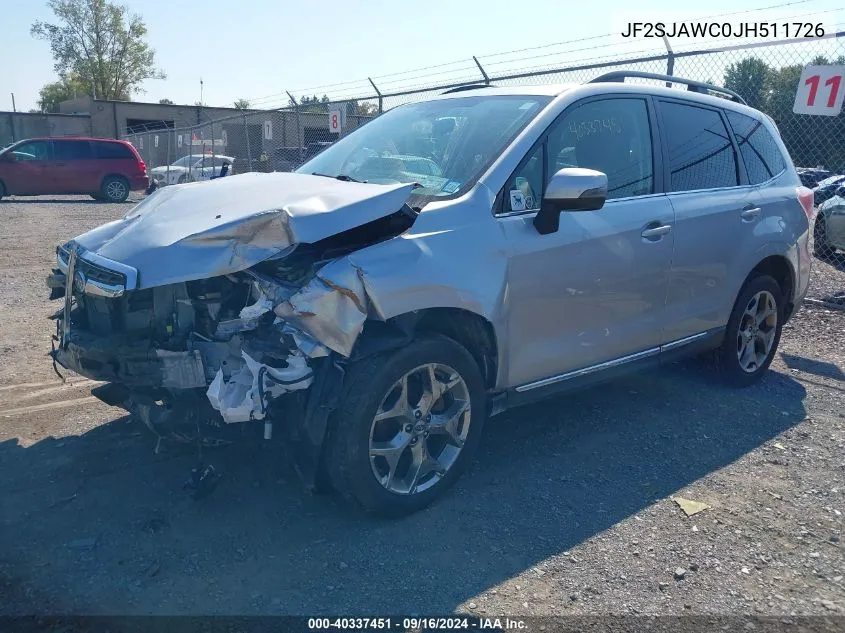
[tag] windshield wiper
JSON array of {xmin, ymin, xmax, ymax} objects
[{"xmin": 312, "ymin": 172, "xmax": 365, "ymax": 183}]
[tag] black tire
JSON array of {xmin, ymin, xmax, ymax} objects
[
  {"xmin": 326, "ymin": 334, "xmax": 487, "ymax": 517},
  {"xmin": 716, "ymin": 275, "xmax": 784, "ymax": 387},
  {"xmin": 100, "ymin": 176, "xmax": 130, "ymax": 203},
  {"xmin": 0, "ymin": 180, "xmax": 5, "ymax": 200},
  {"xmin": 813, "ymin": 216, "xmax": 836, "ymax": 258},
  {"xmin": 177, "ymin": 174, "xmax": 187, "ymax": 184}
]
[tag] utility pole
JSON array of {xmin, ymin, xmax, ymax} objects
[{"xmin": 9, "ymin": 93, "xmax": 17, "ymax": 142}]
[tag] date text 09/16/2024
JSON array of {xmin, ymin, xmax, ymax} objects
[{"xmin": 307, "ymin": 617, "xmax": 528, "ymax": 630}]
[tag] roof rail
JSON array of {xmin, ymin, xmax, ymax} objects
[
  {"xmin": 441, "ymin": 84, "xmax": 494, "ymax": 95},
  {"xmin": 588, "ymin": 71, "xmax": 747, "ymax": 105}
]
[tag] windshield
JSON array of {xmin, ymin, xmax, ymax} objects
[
  {"xmin": 297, "ymin": 95, "xmax": 552, "ymax": 203},
  {"xmin": 171, "ymin": 155, "xmax": 203, "ymax": 168}
]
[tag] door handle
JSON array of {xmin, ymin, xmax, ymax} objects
[
  {"xmin": 641, "ymin": 224, "xmax": 672, "ymax": 239},
  {"xmin": 740, "ymin": 205, "xmax": 761, "ymax": 221},
  {"xmin": 54, "ymin": 162, "xmax": 67, "ymax": 167}
]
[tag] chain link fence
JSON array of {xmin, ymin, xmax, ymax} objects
[{"xmin": 122, "ymin": 33, "xmax": 845, "ymax": 305}]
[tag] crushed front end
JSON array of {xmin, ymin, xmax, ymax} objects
[{"xmin": 45, "ymin": 173, "xmax": 419, "ymax": 490}]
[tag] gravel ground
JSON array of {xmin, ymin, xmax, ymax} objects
[{"xmin": 0, "ymin": 196, "xmax": 843, "ymax": 617}]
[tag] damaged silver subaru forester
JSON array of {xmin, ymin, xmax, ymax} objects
[{"xmin": 47, "ymin": 72, "xmax": 814, "ymax": 515}]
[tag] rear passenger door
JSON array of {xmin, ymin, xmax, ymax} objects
[
  {"xmin": 657, "ymin": 100, "xmax": 757, "ymax": 342},
  {"xmin": 53, "ymin": 139, "xmax": 97, "ymax": 193}
]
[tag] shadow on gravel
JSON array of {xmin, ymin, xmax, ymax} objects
[
  {"xmin": 0, "ymin": 362, "xmax": 807, "ymax": 615},
  {"xmin": 781, "ymin": 352, "xmax": 844, "ymax": 381}
]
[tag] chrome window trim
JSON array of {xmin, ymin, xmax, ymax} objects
[{"xmin": 494, "ymin": 192, "xmax": 669, "ymax": 219}]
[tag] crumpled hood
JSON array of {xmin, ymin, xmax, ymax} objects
[{"xmin": 70, "ymin": 172, "xmax": 415, "ymax": 289}]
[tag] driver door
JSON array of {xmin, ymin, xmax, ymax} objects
[{"xmin": 499, "ymin": 96, "xmax": 676, "ymax": 388}]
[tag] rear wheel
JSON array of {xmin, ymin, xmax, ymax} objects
[
  {"xmin": 326, "ymin": 335, "xmax": 486, "ymax": 516},
  {"xmin": 101, "ymin": 176, "xmax": 130, "ymax": 203},
  {"xmin": 716, "ymin": 275, "xmax": 783, "ymax": 387},
  {"xmin": 0, "ymin": 180, "xmax": 6, "ymax": 200},
  {"xmin": 814, "ymin": 216, "xmax": 836, "ymax": 258}
]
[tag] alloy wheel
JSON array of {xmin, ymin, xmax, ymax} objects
[
  {"xmin": 736, "ymin": 290, "xmax": 778, "ymax": 373},
  {"xmin": 369, "ymin": 363, "xmax": 471, "ymax": 495}
]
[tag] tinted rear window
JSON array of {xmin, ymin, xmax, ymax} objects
[
  {"xmin": 94, "ymin": 141, "xmax": 134, "ymax": 159},
  {"xmin": 725, "ymin": 111, "xmax": 786, "ymax": 185},
  {"xmin": 660, "ymin": 101, "xmax": 739, "ymax": 191},
  {"xmin": 54, "ymin": 140, "xmax": 93, "ymax": 160}
]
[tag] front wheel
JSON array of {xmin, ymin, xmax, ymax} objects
[
  {"xmin": 716, "ymin": 275, "xmax": 783, "ymax": 387},
  {"xmin": 326, "ymin": 335, "xmax": 486, "ymax": 516}
]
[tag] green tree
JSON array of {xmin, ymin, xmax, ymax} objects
[
  {"xmin": 233, "ymin": 98, "xmax": 250, "ymax": 109},
  {"xmin": 294, "ymin": 94, "xmax": 331, "ymax": 112},
  {"xmin": 158, "ymin": 97, "xmax": 173, "ymax": 104},
  {"xmin": 36, "ymin": 72, "xmax": 94, "ymax": 112},
  {"xmin": 723, "ymin": 57, "xmax": 772, "ymax": 111},
  {"xmin": 31, "ymin": 0, "xmax": 165, "ymax": 100},
  {"xmin": 347, "ymin": 100, "xmax": 378, "ymax": 116}
]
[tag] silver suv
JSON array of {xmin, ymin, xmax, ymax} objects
[{"xmin": 48, "ymin": 72, "xmax": 814, "ymax": 515}]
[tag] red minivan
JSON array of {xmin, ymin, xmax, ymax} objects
[{"xmin": 0, "ymin": 137, "xmax": 149, "ymax": 202}]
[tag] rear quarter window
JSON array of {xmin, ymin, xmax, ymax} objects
[
  {"xmin": 725, "ymin": 110, "xmax": 786, "ymax": 184},
  {"xmin": 94, "ymin": 141, "xmax": 134, "ymax": 159}
]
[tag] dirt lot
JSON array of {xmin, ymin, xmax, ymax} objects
[{"xmin": 0, "ymin": 196, "xmax": 843, "ymax": 617}]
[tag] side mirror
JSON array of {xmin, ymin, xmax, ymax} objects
[
  {"xmin": 1, "ymin": 152, "xmax": 16, "ymax": 163},
  {"xmin": 533, "ymin": 168, "xmax": 607, "ymax": 235}
]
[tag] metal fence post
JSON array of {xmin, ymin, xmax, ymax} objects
[
  {"xmin": 243, "ymin": 112, "xmax": 252, "ymax": 173},
  {"xmin": 662, "ymin": 36, "xmax": 675, "ymax": 87},
  {"xmin": 368, "ymin": 78, "xmax": 383, "ymax": 114},
  {"xmin": 287, "ymin": 91, "xmax": 303, "ymax": 163}
]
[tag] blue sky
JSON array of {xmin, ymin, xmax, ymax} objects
[{"xmin": 2, "ymin": 0, "xmax": 842, "ymax": 111}]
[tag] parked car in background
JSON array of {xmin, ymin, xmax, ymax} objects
[
  {"xmin": 270, "ymin": 143, "xmax": 335, "ymax": 173},
  {"xmin": 0, "ymin": 137, "xmax": 148, "ymax": 202},
  {"xmin": 797, "ymin": 167, "xmax": 832, "ymax": 189},
  {"xmin": 814, "ymin": 184, "xmax": 845, "ymax": 258},
  {"xmin": 148, "ymin": 154, "xmax": 234, "ymax": 187},
  {"xmin": 812, "ymin": 173, "xmax": 845, "ymax": 207}
]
